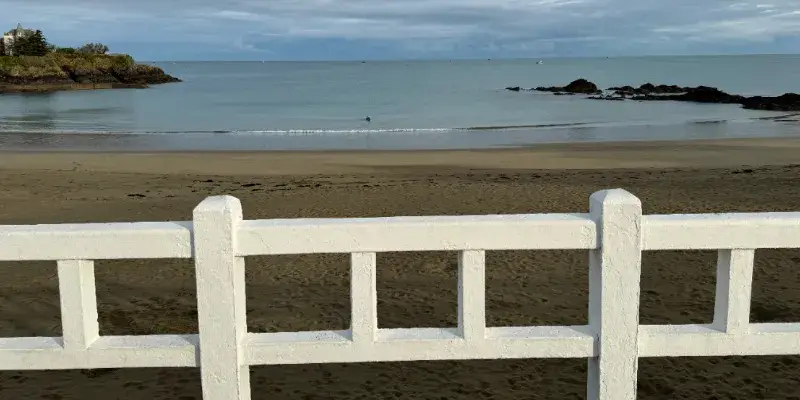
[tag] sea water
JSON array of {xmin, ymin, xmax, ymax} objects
[{"xmin": 0, "ymin": 55, "xmax": 798, "ymax": 151}]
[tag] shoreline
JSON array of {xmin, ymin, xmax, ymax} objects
[
  {"xmin": 3, "ymin": 135, "xmax": 800, "ymax": 153},
  {"xmin": 0, "ymin": 82, "xmax": 150, "ymax": 93},
  {"xmin": 3, "ymin": 137, "xmax": 800, "ymax": 175},
  {"xmin": 0, "ymin": 115, "xmax": 798, "ymax": 154}
]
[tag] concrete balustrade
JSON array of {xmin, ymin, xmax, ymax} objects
[{"xmin": 1, "ymin": 189, "xmax": 799, "ymax": 399}]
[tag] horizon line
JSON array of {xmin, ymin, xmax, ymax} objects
[{"xmin": 139, "ymin": 52, "xmax": 799, "ymax": 63}]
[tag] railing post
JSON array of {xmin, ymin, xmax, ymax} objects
[
  {"xmin": 587, "ymin": 189, "xmax": 643, "ymax": 400},
  {"xmin": 193, "ymin": 196, "xmax": 250, "ymax": 400}
]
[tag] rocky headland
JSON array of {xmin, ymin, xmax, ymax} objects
[
  {"xmin": 506, "ymin": 79, "xmax": 800, "ymax": 111},
  {"xmin": 0, "ymin": 53, "xmax": 181, "ymax": 94}
]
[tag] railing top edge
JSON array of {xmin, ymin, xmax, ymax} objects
[
  {"xmin": 4, "ymin": 212, "xmax": 800, "ymax": 232},
  {"xmin": 0, "ymin": 221, "xmax": 193, "ymax": 233},
  {"xmin": 644, "ymin": 212, "xmax": 800, "ymax": 222},
  {"xmin": 239, "ymin": 213, "xmax": 593, "ymax": 227}
]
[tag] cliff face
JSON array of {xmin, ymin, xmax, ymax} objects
[{"xmin": 0, "ymin": 53, "xmax": 181, "ymax": 93}]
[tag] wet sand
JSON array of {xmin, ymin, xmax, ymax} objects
[{"xmin": 1, "ymin": 137, "xmax": 799, "ymax": 399}]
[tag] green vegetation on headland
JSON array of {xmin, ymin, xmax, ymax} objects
[
  {"xmin": 0, "ymin": 53, "xmax": 181, "ymax": 93},
  {"xmin": 0, "ymin": 25, "xmax": 180, "ymax": 93}
]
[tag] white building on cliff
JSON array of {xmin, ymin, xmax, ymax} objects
[{"xmin": 2, "ymin": 23, "xmax": 34, "ymax": 56}]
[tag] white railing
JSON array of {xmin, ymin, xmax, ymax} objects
[{"xmin": 1, "ymin": 189, "xmax": 799, "ymax": 400}]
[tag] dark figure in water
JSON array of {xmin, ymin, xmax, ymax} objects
[{"xmin": 365, "ymin": 116, "xmax": 371, "ymax": 122}]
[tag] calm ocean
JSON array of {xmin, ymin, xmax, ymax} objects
[{"xmin": 1, "ymin": 55, "xmax": 799, "ymax": 151}]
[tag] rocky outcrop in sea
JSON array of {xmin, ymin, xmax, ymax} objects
[{"xmin": 506, "ymin": 79, "xmax": 800, "ymax": 112}]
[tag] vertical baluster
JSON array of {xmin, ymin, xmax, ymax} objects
[
  {"xmin": 713, "ymin": 249, "xmax": 756, "ymax": 333},
  {"xmin": 458, "ymin": 250, "xmax": 486, "ymax": 341},
  {"xmin": 351, "ymin": 252, "xmax": 378, "ymax": 343},
  {"xmin": 57, "ymin": 259, "xmax": 99, "ymax": 350}
]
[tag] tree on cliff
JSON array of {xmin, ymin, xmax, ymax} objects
[
  {"xmin": 77, "ymin": 43, "xmax": 109, "ymax": 55},
  {"xmin": 13, "ymin": 30, "xmax": 50, "ymax": 56},
  {"xmin": 10, "ymin": 36, "xmax": 27, "ymax": 56},
  {"xmin": 0, "ymin": 39, "xmax": 5, "ymax": 56}
]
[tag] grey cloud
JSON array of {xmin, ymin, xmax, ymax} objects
[{"xmin": 2, "ymin": 0, "xmax": 799, "ymax": 57}]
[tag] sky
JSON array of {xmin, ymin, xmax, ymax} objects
[{"xmin": 2, "ymin": 0, "xmax": 800, "ymax": 61}]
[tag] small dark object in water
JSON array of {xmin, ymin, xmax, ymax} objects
[{"xmin": 365, "ymin": 116, "xmax": 371, "ymax": 122}]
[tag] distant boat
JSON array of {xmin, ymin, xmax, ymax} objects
[{"xmin": 536, "ymin": 60, "xmax": 543, "ymax": 65}]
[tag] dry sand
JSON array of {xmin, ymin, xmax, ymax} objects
[{"xmin": 1, "ymin": 137, "xmax": 800, "ymax": 399}]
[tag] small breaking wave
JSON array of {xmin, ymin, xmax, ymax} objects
[
  {"xmin": 0, "ymin": 114, "xmax": 793, "ymax": 136},
  {"xmin": 0, "ymin": 122, "xmax": 597, "ymax": 136}
]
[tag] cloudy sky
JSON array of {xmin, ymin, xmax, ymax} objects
[{"xmin": 3, "ymin": 0, "xmax": 799, "ymax": 60}]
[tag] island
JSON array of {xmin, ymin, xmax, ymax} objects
[{"xmin": 0, "ymin": 24, "xmax": 180, "ymax": 94}]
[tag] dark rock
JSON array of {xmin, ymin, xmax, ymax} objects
[
  {"xmin": 740, "ymin": 93, "xmax": 800, "ymax": 111},
  {"xmin": 564, "ymin": 79, "xmax": 598, "ymax": 93},
  {"xmin": 631, "ymin": 86, "xmax": 744, "ymax": 104},
  {"xmin": 52, "ymin": 63, "xmax": 181, "ymax": 86},
  {"xmin": 609, "ymin": 83, "xmax": 692, "ymax": 97},
  {"xmin": 0, "ymin": 76, "xmax": 73, "ymax": 86},
  {"xmin": 609, "ymin": 85, "xmax": 636, "ymax": 96},
  {"xmin": 515, "ymin": 78, "xmax": 800, "ymax": 112},
  {"xmin": 505, "ymin": 86, "xmax": 521, "ymax": 92},
  {"xmin": 628, "ymin": 85, "xmax": 800, "ymax": 111},
  {"xmin": 114, "ymin": 65, "xmax": 182, "ymax": 84},
  {"xmin": 110, "ymin": 82, "xmax": 149, "ymax": 89},
  {"xmin": 608, "ymin": 85, "xmax": 635, "ymax": 92},
  {"xmin": 650, "ymin": 84, "xmax": 688, "ymax": 94},
  {"xmin": 679, "ymin": 86, "xmax": 744, "ymax": 103},
  {"xmin": 535, "ymin": 78, "xmax": 598, "ymax": 94}
]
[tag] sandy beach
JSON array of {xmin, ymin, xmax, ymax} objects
[{"xmin": 1, "ymin": 137, "xmax": 800, "ymax": 399}]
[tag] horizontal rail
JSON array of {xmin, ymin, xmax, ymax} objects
[
  {"xmin": 3, "ymin": 212, "xmax": 800, "ymax": 261},
  {"xmin": 237, "ymin": 211, "xmax": 800, "ymax": 255},
  {"xmin": 236, "ymin": 213, "xmax": 597, "ymax": 255},
  {"xmin": 7, "ymin": 322, "xmax": 796, "ymax": 370},
  {"xmin": 639, "ymin": 323, "xmax": 800, "ymax": 357},
  {"xmin": 244, "ymin": 326, "xmax": 596, "ymax": 365},
  {"xmin": 0, "ymin": 222, "xmax": 193, "ymax": 261},
  {"xmin": 642, "ymin": 213, "xmax": 800, "ymax": 250},
  {"xmin": 0, "ymin": 335, "xmax": 198, "ymax": 370}
]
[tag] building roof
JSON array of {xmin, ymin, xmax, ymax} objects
[{"xmin": 4, "ymin": 24, "xmax": 33, "ymax": 37}]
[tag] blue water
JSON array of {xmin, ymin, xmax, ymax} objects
[{"xmin": 0, "ymin": 55, "xmax": 799, "ymax": 150}]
